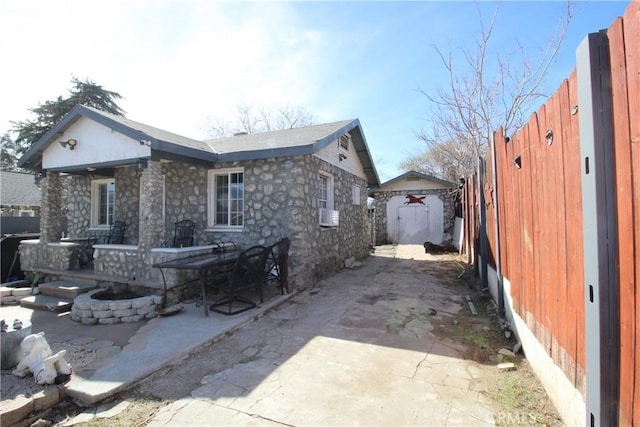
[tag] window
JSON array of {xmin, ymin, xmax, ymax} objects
[
  {"xmin": 208, "ymin": 168, "xmax": 244, "ymax": 228},
  {"xmin": 339, "ymin": 134, "xmax": 350, "ymax": 151},
  {"xmin": 352, "ymin": 185, "xmax": 361, "ymax": 205},
  {"xmin": 91, "ymin": 178, "xmax": 115, "ymax": 227},
  {"xmin": 319, "ymin": 174, "xmax": 329, "ymax": 209},
  {"xmin": 319, "ymin": 172, "xmax": 339, "ymax": 227},
  {"xmin": 19, "ymin": 210, "xmax": 35, "ymax": 217}
]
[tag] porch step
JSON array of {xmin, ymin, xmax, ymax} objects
[
  {"xmin": 20, "ymin": 295, "xmax": 73, "ymax": 313},
  {"xmin": 39, "ymin": 280, "xmax": 98, "ymax": 300}
]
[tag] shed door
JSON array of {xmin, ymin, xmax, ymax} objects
[{"xmin": 397, "ymin": 201, "xmax": 444, "ymax": 245}]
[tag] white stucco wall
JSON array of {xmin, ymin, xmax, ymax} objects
[
  {"xmin": 43, "ymin": 117, "xmax": 151, "ymax": 169},
  {"xmin": 314, "ymin": 136, "xmax": 367, "ymax": 181}
]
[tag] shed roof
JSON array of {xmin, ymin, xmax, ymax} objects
[
  {"xmin": 0, "ymin": 171, "xmax": 41, "ymax": 207},
  {"xmin": 370, "ymin": 170, "xmax": 456, "ymax": 191}
]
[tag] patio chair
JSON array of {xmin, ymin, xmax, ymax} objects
[
  {"xmin": 265, "ymin": 237, "xmax": 291, "ymax": 294},
  {"xmin": 78, "ymin": 235, "xmax": 99, "ymax": 268},
  {"xmin": 208, "ymin": 245, "xmax": 271, "ymax": 315},
  {"xmin": 106, "ymin": 220, "xmax": 127, "ymax": 244},
  {"xmin": 173, "ymin": 219, "xmax": 196, "ymax": 248}
]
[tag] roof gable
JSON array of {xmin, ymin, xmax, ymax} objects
[{"xmin": 371, "ymin": 171, "xmax": 456, "ymax": 192}]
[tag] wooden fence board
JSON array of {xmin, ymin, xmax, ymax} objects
[
  {"xmin": 567, "ymin": 69, "xmax": 586, "ymax": 391},
  {"xmin": 559, "ymin": 78, "xmax": 578, "ymax": 387},
  {"xmin": 520, "ymin": 121, "xmax": 535, "ymax": 318},
  {"xmin": 528, "ymin": 112, "xmax": 543, "ymax": 334},
  {"xmin": 622, "ymin": 3, "xmax": 640, "ymax": 425},
  {"xmin": 545, "ymin": 89, "xmax": 566, "ymax": 365},
  {"xmin": 608, "ymin": 16, "xmax": 635, "ymax": 427},
  {"xmin": 537, "ymin": 103, "xmax": 552, "ymax": 352}
]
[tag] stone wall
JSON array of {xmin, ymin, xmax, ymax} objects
[
  {"xmin": 64, "ymin": 167, "xmax": 140, "ymax": 244},
  {"xmin": 189, "ymin": 154, "xmax": 370, "ymax": 290},
  {"xmin": 370, "ymin": 188, "xmax": 456, "ymax": 245},
  {"xmin": 25, "ymin": 154, "xmax": 371, "ymax": 293},
  {"xmin": 19, "ymin": 240, "xmax": 80, "ymax": 272}
]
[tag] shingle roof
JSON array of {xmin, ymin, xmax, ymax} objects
[
  {"xmin": 18, "ymin": 105, "xmax": 381, "ymax": 186},
  {"xmin": 205, "ymin": 120, "xmax": 354, "ymax": 154},
  {"xmin": 0, "ymin": 171, "xmax": 41, "ymax": 207},
  {"xmin": 371, "ymin": 170, "xmax": 457, "ymax": 190}
]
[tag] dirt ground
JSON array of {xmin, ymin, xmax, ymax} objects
[{"xmin": 4, "ymin": 249, "xmax": 564, "ymax": 427}]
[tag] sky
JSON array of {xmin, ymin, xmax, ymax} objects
[{"xmin": 0, "ymin": 0, "xmax": 631, "ymax": 183}]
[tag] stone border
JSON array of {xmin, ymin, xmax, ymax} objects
[{"xmin": 71, "ymin": 290, "xmax": 162, "ymax": 325}]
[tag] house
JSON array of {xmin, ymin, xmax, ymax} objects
[
  {"xmin": 17, "ymin": 104, "xmax": 380, "ymax": 300},
  {"xmin": 368, "ymin": 171, "xmax": 456, "ymax": 245},
  {"xmin": 0, "ymin": 171, "xmax": 42, "ymax": 218}
]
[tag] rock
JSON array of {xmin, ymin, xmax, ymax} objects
[
  {"xmin": 513, "ymin": 341, "xmax": 522, "ymax": 354},
  {"xmin": 504, "ymin": 330, "xmax": 512, "ymax": 339},
  {"xmin": 428, "ymin": 308, "xmax": 437, "ymax": 316},
  {"xmin": 498, "ymin": 348, "xmax": 516, "ymax": 358},
  {"xmin": 497, "ymin": 362, "xmax": 516, "ymax": 371}
]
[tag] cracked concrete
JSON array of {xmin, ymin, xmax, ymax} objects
[{"xmin": 145, "ymin": 245, "xmax": 495, "ymax": 426}]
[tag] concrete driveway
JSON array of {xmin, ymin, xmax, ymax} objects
[{"xmin": 145, "ymin": 245, "xmax": 495, "ymax": 426}]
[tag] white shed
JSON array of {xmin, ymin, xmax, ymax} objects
[{"xmin": 369, "ymin": 171, "xmax": 457, "ymax": 246}]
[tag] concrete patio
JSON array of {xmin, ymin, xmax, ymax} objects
[{"xmin": 2, "ymin": 245, "xmax": 498, "ymax": 426}]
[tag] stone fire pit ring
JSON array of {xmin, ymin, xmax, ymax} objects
[{"xmin": 71, "ymin": 289, "xmax": 163, "ymax": 325}]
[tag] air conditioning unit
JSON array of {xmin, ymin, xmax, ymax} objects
[{"xmin": 319, "ymin": 208, "xmax": 339, "ymax": 227}]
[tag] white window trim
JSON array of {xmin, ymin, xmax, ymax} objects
[
  {"xmin": 90, "ymin": 178, "xmax": 115, "ymax": 229},
  {"xmin": 352, "ymin": 185, "xmax": 361, "ymax": 205},
  {"xmin": 319, "ymin": 172, "xmax": 339, "ymax": 227},
  {"xmin": 19, "ymin": 210, "xmax": 35, "ymax": 217},
  {"xmin": 319, "ymin": 172, "xmax": 334, "ymax": 210},
  {"xmin": 207, "ymin": 167, "xmax": 244, "ymax": 230}
]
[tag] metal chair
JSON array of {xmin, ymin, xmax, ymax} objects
[
  {"xmin": 79, "ymin": 235, "xmax": 98, "ymax": 267},
  {"xmin": 266, "ymin": 237, "xmax": 291, "ymax": 294},
  {"xmin": 173, "ymin": 219, "xmax": 196, "ymax": 248},
  {"xmin": 106, "ymin": 220, "xmax": 126, "ymax": 244},
  {"xmin": 208, "ymin": 245, "xmax": 271, "ymax": 315}
]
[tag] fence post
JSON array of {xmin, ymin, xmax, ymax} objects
[
  {"xmin": 490, "ymin": 133, "xmax": 505, "ymax": 317},
  {"xmin": 577, "ymin": 30, "xmax": 619, "ymax": 427},
  {"xmin": 477, "ymin": 157, "xmax": 488, "ymax": 289}
]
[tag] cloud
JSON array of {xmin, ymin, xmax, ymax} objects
[{"xmin": 0, "ymin": 1, "xmax": 329, "ymax": 139}]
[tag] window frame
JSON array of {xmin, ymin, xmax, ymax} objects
[
  {"xmin": 90, "ymin": 178, "xmax": 115, "ymax": 229},
  {"xmin": 207, "ymin": 167, "xmax": 245, "ymax": 230},
  {"xmin": 352, "ymin": 184, "xmax": 361, "ymax": 205},
  {"xmin": 319, "ymin": 172, "xmax": 339, "ymax": 227},
  {"xmin": 318, "ymin": 172, "xmax": 334, "ymax": 210}
]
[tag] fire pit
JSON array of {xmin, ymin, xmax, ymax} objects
[{"xmin": 71, "ymin": 289, "xmax": 162, "ymax": 325}]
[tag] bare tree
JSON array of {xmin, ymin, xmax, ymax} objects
[
  {"xmin": 205, "ymin": 103, "xmax": 315, "ymax": 137},
  {"xmin": 409, "ymin": 3, "xmax": 575, "ymax": 179}
]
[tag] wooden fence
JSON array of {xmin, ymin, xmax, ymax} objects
[{"xmin": 462, "ymin": 2, "xmax": 639, "ymax": 425}]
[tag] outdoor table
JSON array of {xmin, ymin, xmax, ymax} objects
[{"xmin": 153, "ymin": 249, "xmax": 242, "ymax": 316}]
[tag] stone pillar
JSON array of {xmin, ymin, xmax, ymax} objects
[
  {"xmin": 39, "ymin": 172, "xmax": 62, "ymax": 243},
  {"xmin": 138, "ymin": 161, "xmax": 165, "ymax": 268}
]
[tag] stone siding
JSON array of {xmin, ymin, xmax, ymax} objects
[
  {"xmin": 64, "ymin": 167, "xmax": 140, "ymax": 244},
  {"xmin": 19, "ymin": 240, "xmax": 80, "ymax": 272},
  {"xmin": 22, "ymin": 154, "xmax": 371, "ymax": 295},
  {"xmin": 370, "ymin": 189, "xmax": 455, "ymax": 245}
]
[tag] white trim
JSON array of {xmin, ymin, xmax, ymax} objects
[
  {"xmin": 90, "ymin": 178, "xmax": 115, "ymax": 227},
  {"xmin": 352, "ymin": 185, "xmax": 361, "ymax": 205},
  {"xmin": 207, "ymin": 167, "xmax": 244, "ymax": 228}
]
